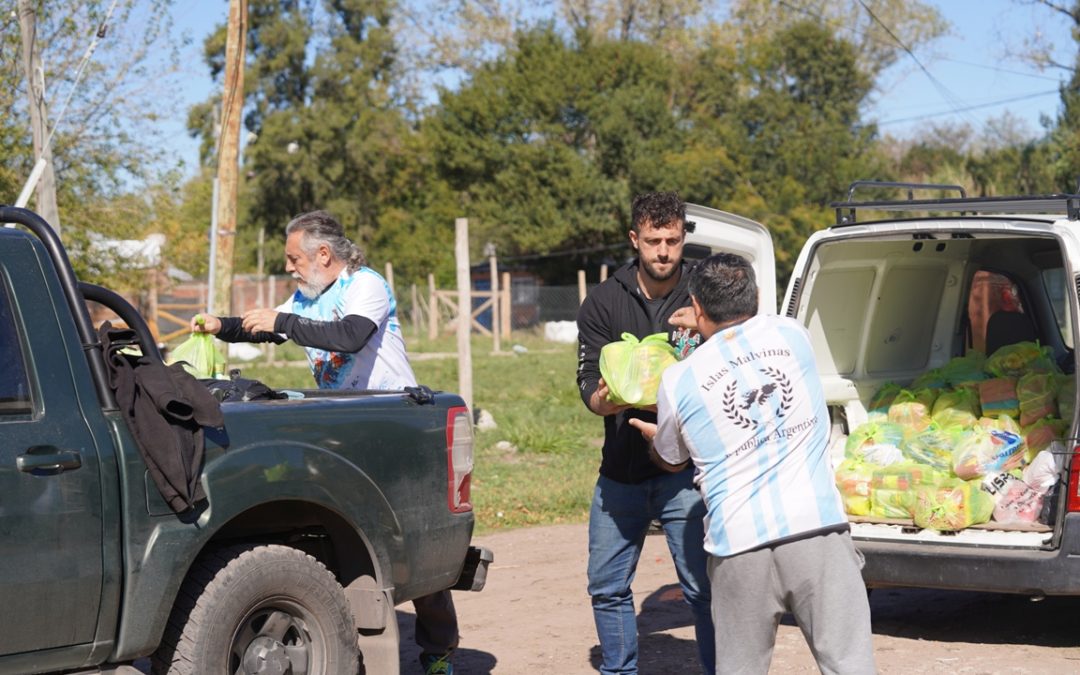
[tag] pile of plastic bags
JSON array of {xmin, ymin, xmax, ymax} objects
[{"xmin": 837, "ymin": 341, "xmax": 1069, "ymax": 531}]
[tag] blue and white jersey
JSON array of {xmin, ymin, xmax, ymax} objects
[
  {"xmin": 653, "ymin": 314, "xmax": 846, "ymax": 558},
  {"xmin": 276, "ymin": 267, "xmax": 417, "ymax": 391}
]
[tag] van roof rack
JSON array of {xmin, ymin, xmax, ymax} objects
[{"xmin": 832, "ymin": 181, "xmax": 1080, "ymax": 225}]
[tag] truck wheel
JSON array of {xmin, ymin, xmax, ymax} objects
[{"xmin": 152, "ymin": 543, "xmax": 358, "ymax": 674}]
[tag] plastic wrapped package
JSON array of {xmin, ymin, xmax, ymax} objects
[
  {"xmin": 912, "ymin": 368, "xmax": 948, "ymax": 391},
  {"xmin": 977, "ymin": 414, "xmax": 1022, "ymax": 436},
  {"xmin": 900, "ymin": 424, "xmax": 961, "ymax": 472},
  {"xmin": 991, "ymin": 478, "xmax": 1044, "ymax": 524},
  {"xmin": 978, "ymin": 377, "xmax": 1019, "ymax": 419},
  {"xmin": 986, "ymin": 341, "xmax": 1059, "ymax": 377},
  {"xmin": 931, "ymin": 388, "xmax": 981, "ymax": 429},
  {"xmin": 941, "ymin": 351, "xmax": 988, "ymax": 387},
  {"xmin": 1022, "ymin": 417, "xmax": 1068, "ymax": 462},
  {"xmin": 1017, "ymin": 372, "xmax": 1057, "ymax": 426},
  {"xmin": 868, "ymin": 382, "xmax": 902, "ymax": 415},
  {"xmin": 599, "ymin": 332, "xmax": 677, "ymax": 406},
  {"xmin": 887, "ymin": 388, "xmax": 938, "ymax": 433},
  {"xmin": 870, "ymin": 488, "xmax": 914, "ymax": 518},
  {"xmin": 1023, "ymin": 446, "xmax": 1066, "ymax": 494},
  {"xmin": 913, "ymin": 479, "xmax": 994, "ymax": 531},
  {"xmin": 835, "ymin": 458, "xmax": 875, "ymax": 516},
  {"xmin": 952, "ymin": 427, "xmax": 1025, "ymax": 480},
  {"xmin": 871, "ymin": 461, "xmax": 947, "ymax": 491},
  {"xmin": 844, "ymin": 421, "xmax": 906, "ymax": 465}
]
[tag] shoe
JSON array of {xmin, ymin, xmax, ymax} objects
[{"xmin": 420, "ymin": 652, "xmax": 454, "ymax": 675}]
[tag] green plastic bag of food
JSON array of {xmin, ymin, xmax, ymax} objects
[
  {"xmin": 167, "ymin": 324, "xmax": 226, "ymax": 379},
  {"xmin": 887, "ymin": 388, "xmax": 937, "ymax": 433},
  {"xmin": 900, "ymin": 424, "xmax": 961, "ymax": 472},
  {"xmin": 868, "ymin": 382, "xmax": 902, "ymax": 414},
  {"xmin": 986, "ymin": 341, "xmax": 1059, "ymax": 377},
  {"xmin": 1022, "ymin": 417, "xmax": 1068, "ymax": 462},
  {"xmin": 931, "ymin": 387, "xmax": 981, "ymax": 428},
  {"xmin": 870, "ymin": 488, "xmax": 915, "ymax": 519},
  {"xmin": 844, "ymin": 421, "xmax": 906, "ymax": 464},
  {"xmin": 835, "ymin": 458, "xmax": 874, "ymax": 516},
  {"xmin": 1017, "ymin": 372, "xmax": 1057, "ymax": 426},
  {"xmin": 912, "ymin": 368, "xmax": 948, "ymax": 391},
  {"xmin": 599, "ymin": 332, "xmax": 678, "ymax": 406},
  {"xmin": 941, "ymin": 351, "xmax": 988, "ymax": 387},
  {"xmin": 871, "ymin": 461, "xmax": 946, "ymax": 491},
  {"xmin": 913, "ymin": 478, "xmax": 994, "ymax": 531},
  {"xmin": 952, "ymin": 426, "xmax": 1024, "ymax": 480}
]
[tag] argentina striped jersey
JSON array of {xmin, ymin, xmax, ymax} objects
[{"xmin": 653, "ymin": 314, "xmax": 847, "ymax": 557}]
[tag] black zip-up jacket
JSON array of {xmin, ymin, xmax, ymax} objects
[{"xmin": 576, "ymin": 260, "xmax": 698, "ymax": 484}]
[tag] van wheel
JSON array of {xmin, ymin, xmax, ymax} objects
[{"xmin": 152, "ymin": 543, "xmax": 358, "ymax": 674}]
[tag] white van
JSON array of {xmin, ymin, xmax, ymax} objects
[{"xmin": 685, "ymin": 183, "xmax": 1079, "ymax": 595}]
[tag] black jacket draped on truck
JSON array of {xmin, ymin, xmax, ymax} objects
[{"xmin": 99, "ymin": 324, "xmax": 225, "ymax": 513}]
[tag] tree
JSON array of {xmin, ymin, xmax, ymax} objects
[
  {"xmin": 0, "ymin": 0, "xmax": 189, "ymax": 284},
  {"xmin": 730, "ymin": 0, "xmax": 948, "ymax": 80},
  {"xmin": 424, "ymin": 26, "xmax": 684, "ymax": 277}
]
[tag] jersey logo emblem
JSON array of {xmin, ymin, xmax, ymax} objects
[{"xmin": 722, "ymin": 367, "xmax": 794, "ymax": 430}]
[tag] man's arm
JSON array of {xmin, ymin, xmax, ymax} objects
[
  {"xmin": 190, "ymin": 313, "xmax": 287, "ymax": 344},
  {"xmin": 632, "ymin": 380, "xmax": 691, "ymax": 471},
  {"xmin": 273, "ymin": 313, "xmax": 378, "ymax": 352},
  {"xmin": 627, "ymin": 418, "xmax": 689, "ymax": 472},
  {"xmin": 576, "ymin": 291, "xmax": 631, "ymax": 417}
]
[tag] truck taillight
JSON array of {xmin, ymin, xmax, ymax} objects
[
  {"xmin": 1068, "ymin": 445, "xmax": 1080, "ymax": 512},
  {"xmin": 446, "ymin": 406, "xmax": 474, "ymax": 513}
]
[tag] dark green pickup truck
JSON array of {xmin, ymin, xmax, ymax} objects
[{"xmin": 0, "ymin": 207, "xmax": 490, "ymax": 674}]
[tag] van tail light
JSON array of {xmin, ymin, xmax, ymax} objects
[
  {"xmin": 1068, "ymin": 445, "xmax": 1080, "ymax": 512},
  {"xmin": 446, "ymin": 406, "xmax": 474, "ymax": 513}
]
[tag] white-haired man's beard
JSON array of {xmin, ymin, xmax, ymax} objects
[{"xmin": 294, "ymin": 267, "xmax": 332, "ymax": 300}]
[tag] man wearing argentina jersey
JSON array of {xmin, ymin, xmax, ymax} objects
[
  {"xmin": 631, "ymin": 253, "xmax": 876, "ymax": 675},
  {"xmin": 191, "ymin": 210, "xmax": 461, "ymax": 675}
]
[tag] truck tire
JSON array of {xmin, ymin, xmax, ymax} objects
[{"xmin": 152, "ymin": 543, "xmax": 358, "ymax": 675}]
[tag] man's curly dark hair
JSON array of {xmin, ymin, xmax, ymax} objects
[{"xmin": 631, "ymin": 191, "xmax": 685, "ymax": 233}]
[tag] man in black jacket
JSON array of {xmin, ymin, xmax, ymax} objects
[{"xmin": 576, "ymin": 192, "xmax": 714, "ymax": 675}]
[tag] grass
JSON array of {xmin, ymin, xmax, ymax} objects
[{"xmin": 235, "ymin": 329, "xmax": 601, "ymax": 534}]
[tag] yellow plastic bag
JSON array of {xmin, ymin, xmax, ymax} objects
[
  {"xmin": 599, "ymin": 332, "xmax": 678, "ymax": 406},
  {"xmin": 167, "ymin": 328, "xmax": 225, "ymax": 379}
]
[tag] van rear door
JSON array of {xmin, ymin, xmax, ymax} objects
[{"xmin": 684, "ymin": 203, "xmax": 777, "ymax": 315}]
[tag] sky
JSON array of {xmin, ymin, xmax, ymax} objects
[{"xmin": 159, "ymin": 0, "xmax": 1076, "ymax": 172}]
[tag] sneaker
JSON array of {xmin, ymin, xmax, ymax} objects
[{"xmin": 420, "ymin": 652, "xmax": 454, "ymax": 675}]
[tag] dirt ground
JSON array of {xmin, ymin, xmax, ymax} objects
[{"xmin": 398, "ymin": 523, "xmax": 1080, "ymax": 674}]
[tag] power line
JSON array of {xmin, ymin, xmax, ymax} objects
[
  {"xmin": 939, "ymin": 57, "xmax": 1063, "ymax": 82},
  {"xmin": 854, "ymin": 0, "xmax": 979, "ymax": 129},
  {"xmin": 876, "ymin": 89, "xmax": 1060, "ymax": 126}
]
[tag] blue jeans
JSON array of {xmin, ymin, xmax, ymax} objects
[{"xmin": 588, "ymin": 471, "xmax": 715, "ymax": 675}]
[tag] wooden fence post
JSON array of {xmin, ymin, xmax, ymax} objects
[
  {"xmin": 501, "ymin": 271, "xmax": 511, "ymax": 339},
  {"xmin": 489, "ymin": 254, "xmax": 500, "ymax": 353},
  {"xmin": 410, "ymin": 283, "xmax": 420, "ymax": 338},
  {"xmin": 428, "ymin": 273, "xmax": 438, "ymax": 341},
  {"xmin": 455, "ymin": 218, "xmax": 473, "ymax": 411}
]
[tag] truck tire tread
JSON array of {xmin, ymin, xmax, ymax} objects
[{"xmin": 151, "ymin": 543, "xmax": 358, "ymax": 675}]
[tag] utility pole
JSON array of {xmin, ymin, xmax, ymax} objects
[
  {"xmin": 212, "ymin": 0, "xmax": 247, "ymax": 317},
  {"xmin": 16, "ymin": 0, "xmax": 61, "ymax": 235}
]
